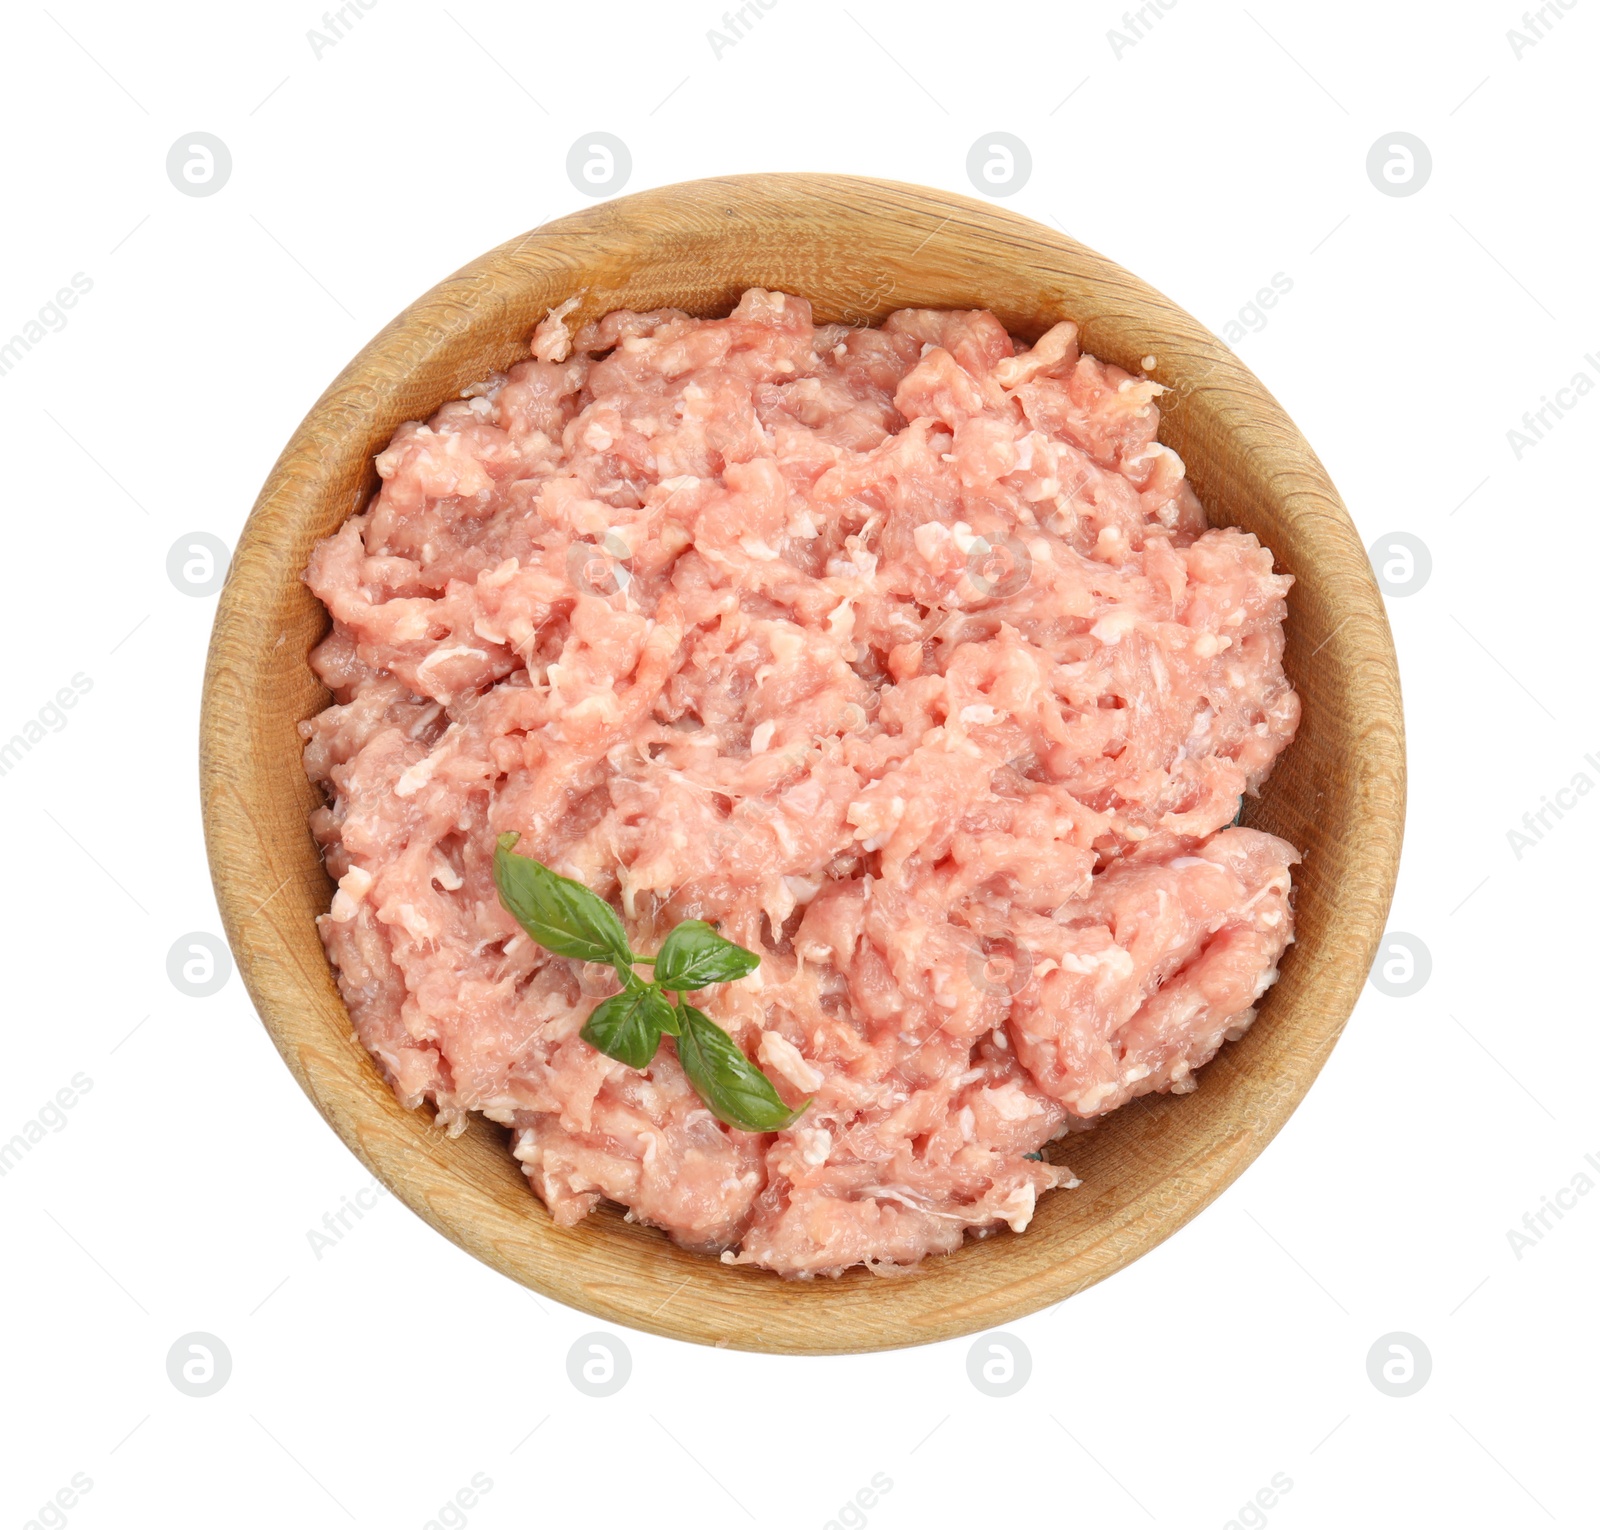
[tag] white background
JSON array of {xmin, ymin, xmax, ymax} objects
[{"xmin": 2, "ymin": 2, "xmax": 1595, "ymax": 1526}]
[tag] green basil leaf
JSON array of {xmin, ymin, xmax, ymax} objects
[
  {"xmin": 580, "ymin": 983, "xmax": 676, "ymax": 1070},
  {"xmin": 493, "ymin": 833, "xmax": 632, "ymax": 971},
  {"xmin": 675, "ymin": 1003, "xmax": 809, "ymax": 1133},
  {"xmin": 652, "ymin": 919, "xmax": 761, "ymax": 992}
]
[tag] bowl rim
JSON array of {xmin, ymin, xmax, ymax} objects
[{"xmin": 201, "ymin": 173, "xmax": 1404, "ymax": 1354}]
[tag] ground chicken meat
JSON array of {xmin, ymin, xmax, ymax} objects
[{"xmin": 300, "ymin": 289, "xmax": 1301, "ymax": 1277}]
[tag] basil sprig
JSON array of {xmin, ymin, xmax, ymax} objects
[{"xmin": 493, "ymin": 834, "xmax": 809, "ymax": 1133}]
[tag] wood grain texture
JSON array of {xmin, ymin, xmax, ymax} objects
[{"xmin": 200, "ymin": 174, "xmax": 1405, "ymax": 1354}]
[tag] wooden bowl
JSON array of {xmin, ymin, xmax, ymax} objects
[{"xmin": 202, "ymin": 174, "xmax": 1404, "ymax": 1354}]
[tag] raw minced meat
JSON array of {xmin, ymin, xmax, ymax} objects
[{"xmin": 300, "ymin": 289, "xmax": 1301, "ymax": 1277}]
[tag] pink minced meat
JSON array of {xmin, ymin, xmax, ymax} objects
[{"xmin": 300, "ymin": 290, "xmax": 1301, "ymax": 1277}]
